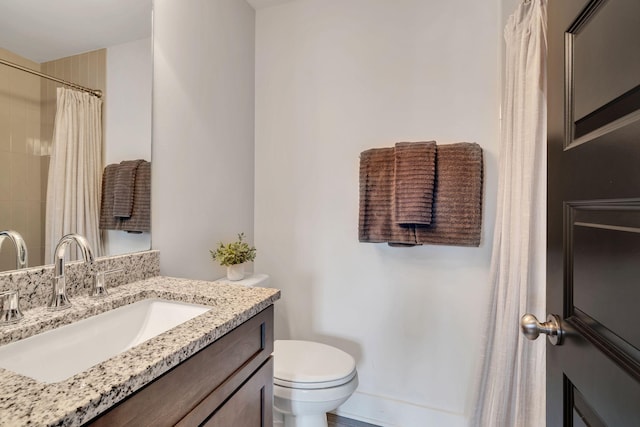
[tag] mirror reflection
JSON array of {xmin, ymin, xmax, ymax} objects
[{"xmin": 0, "ymin": 1, "xmax": 153, "ymax": 272}]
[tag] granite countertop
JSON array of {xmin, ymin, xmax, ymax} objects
[{"xmin": 0, "ymin": 276, "xmax": 280, "ymax": 427}]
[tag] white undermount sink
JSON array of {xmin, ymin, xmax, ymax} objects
[{"xmin": 0, "ymin": 299, "xmax": 211, "ymax": 383}]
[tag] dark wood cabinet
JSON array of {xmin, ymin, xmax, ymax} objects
[
  {"xmin": 200, "ymin": 358, "xmax": 273, "ymax": 427},
  {"xmin": 85, "ymin": 305, "xmax": 274, "ymax": 427}
]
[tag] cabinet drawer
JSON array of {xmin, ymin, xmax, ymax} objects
[
  {"xmin": 86, "ymin": 305, "xmax": 274, "ymax": 427},
  {"xmin": 201, "ymin": 358, "xmax": 273, "ymax": 427}
]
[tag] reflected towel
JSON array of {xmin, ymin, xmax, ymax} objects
[
  {"xmin": 394, "ymin": 141, "xmax": 436, "ymax": 226},
  {"xmin": 99, "ymin": 164, "xmax": 119, "ymax": 230},
  {"xmin": 415, "ymin": 143, "xmax": 483, "ymax": 247},
  {"xmin": 113, "ymin": 160, "xmax": 144, "ymax": 218},
  {"xmin": 100, "ymin": 161, "xmax": 151, "ymax": 233},
  {"xmin": 117, "ymin": 161, "xmax": 151, "ymax": 233},
  {"xmin": 358, "ymin": 148, "xmax": 415, "ymax": 245}
]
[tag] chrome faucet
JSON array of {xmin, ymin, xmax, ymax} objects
[
  {"xmin": 0, "ymin": 230, "xmax": 28, "ymax": 270},
  {"xmin": 0, "ymin": 290, "xmax": 23, "ymax": 324},
  {"xmin": 91, "ymin": 268, "xmax": 123, "ymax": 298},
  {"xmin": 49, "ymin": 233, "xmax": 94, "ymax": 311}
]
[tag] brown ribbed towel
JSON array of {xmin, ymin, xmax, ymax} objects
[
  {"xmin": 113, "ymin": 160, "xmax": 144, "ymax": 218},
  {"xmin": 394, "ymin": 141, "xmax": 436, "ymax": 225},
  {"xmin": 99, "ymin": 164, "xmax": 119, "ymax": 230},
  {"xmin": 359, "ymin": 148, "xmax": 415, "ymax": 244},
  {"xmin": 99, "ymin": 161, "xmax": 151, "ymax": 233},
  {"xmin": 117, "ymin": 160, "xmax": 151, "ymax": 233},
  {"xmin": 415, "ymin": 143, "xmax": 483, "ymax": 247}
]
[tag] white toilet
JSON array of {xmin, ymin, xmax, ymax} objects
[
  {"xmin": 218, "ymin": 274, "xmax": 359, "ymax": 427},
  {"xmin": 273, "ymin": 339, "xmax": 358, "ymax": 427}
]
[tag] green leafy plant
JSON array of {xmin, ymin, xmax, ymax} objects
[{"xmin": 210, "ymin": 233, "xmax": 257, "ymax": 266}]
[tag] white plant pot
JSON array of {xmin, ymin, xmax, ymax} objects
[{"xmin": 226, "ymin": 263, "xmax": 245, "ymax": 281}]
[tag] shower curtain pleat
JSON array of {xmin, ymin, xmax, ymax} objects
[
  {"xmin": 471, "ymin": 1, "xmax": 547, "ymax": 426},
  {"xmin": 45, "ymin": 87, "xmax": 104, "ymax": 263}
]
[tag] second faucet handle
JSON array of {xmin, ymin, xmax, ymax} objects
[
  {"xmin": 0, "ymin": 290, "xmax": 23, "ymax": 324},
  {"xmin": 91, "ymin": 268, "xmax": 124, "ymax": 298}
]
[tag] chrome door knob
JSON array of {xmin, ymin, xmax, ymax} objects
[{"xmin": 520, "ymin": 313, "xmax": 564, "ymax": 346}]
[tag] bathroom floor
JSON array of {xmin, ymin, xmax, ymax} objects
[{"xmin": 328, "ymin": 414, "xmax": 381, "ymax": 427}]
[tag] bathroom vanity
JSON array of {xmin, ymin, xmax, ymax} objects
[
  {"xmin": 0, "ymin": 273, "xmax": 280, "ymax": 426},
  {"xmin": 88, "ymin": 304, "xmax": 274, "ymax": 426}
]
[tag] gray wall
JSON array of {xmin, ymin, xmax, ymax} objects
[
  {"xmin": 253, "ymin": 0, "xmax": 501, "ymax": 424},
  {"xmin": 152, "ymin": 0, "xmax": 256, "ymax": 280}
]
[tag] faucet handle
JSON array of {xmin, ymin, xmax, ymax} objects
[
  {"xmin": 0, "ymin": 290, "xmax": 24, "ymax": 325},
  {"xmin": 91, "ymin": 268, "xmax": 124, "ymax": 298}
]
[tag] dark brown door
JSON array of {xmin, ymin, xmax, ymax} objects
[{"xmin": 547, "ymin": 0, "xmax": 640, "ymax": 425}]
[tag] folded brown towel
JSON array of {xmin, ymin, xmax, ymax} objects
[
  {"xmin": 394, "ymin": 141, "xmax": 436, "ymax": 226},
  {"xmin": 113, "ymin": 160, "xmax": 144, "ymax": 218},
  {"xmin": 359, "ymin": 148, "xmax": 415, "ymax": 244},
  {"xmin": 415, "ymin": 143, "xmax": 483, "ymax": 247},
  {"xmin": 99, "ymin": 164, "xmax": 119, "ymax": 230}
]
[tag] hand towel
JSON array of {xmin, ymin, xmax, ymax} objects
[
  {"xmin": 394, "ymin": 141, "xmax": 436, "ymax": 225},
  {"xmin": 359, "ymin": 148, "xmax": 415, "ymax": 245},
  {"xmin": 113, "ymin": 160, "xmax": 144, "ymax": 218},
  {"xmin": 99, "ymin": 164, "xmax": 119, "ymax": 230},
  {"xmin": 100, "ymin": 161, "xmax": 151, "ymax": 232},
  {"xmin": 415, "ymin": 142, "xmax": 483, "ymax": 247},
  {"xmin": 116, "ymin": 160, "xmax": 151, "ymax": 233}
]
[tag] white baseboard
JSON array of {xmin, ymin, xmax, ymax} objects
[{"xmin": 334, "ymin": 391, "xmax": 468, "ymax": 427}]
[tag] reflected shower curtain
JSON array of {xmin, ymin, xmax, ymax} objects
[
  {"xmin": 45, "ymin": 87, "xmax": 104, "ymax": 263},
  {"xmin": 472, "ymin": 1, "xmax": 547, "ymax": 426}
]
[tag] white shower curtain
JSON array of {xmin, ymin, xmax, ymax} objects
[
  {"xmin": 472, "ymin": 1, "xmax": 547, "ymax": 426},
  {"xmin": 45, "ymin": 87, "xmax": 104, "ymax": 262}
]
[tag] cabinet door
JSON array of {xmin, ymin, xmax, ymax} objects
[{"xmin": 203, "ymin": 358, "xmax": 273, "ymax": 427}]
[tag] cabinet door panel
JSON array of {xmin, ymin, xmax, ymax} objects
[{"xmin": 203, "ymin": 358, "xmax": 273, "ymax": 427}]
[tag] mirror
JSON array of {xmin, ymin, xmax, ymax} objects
[{"xmin": 0, "ymin": 0, "xmax": 153, "ymax": 272}]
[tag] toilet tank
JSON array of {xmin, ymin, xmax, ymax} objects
[{"xmin": 216, "ymin": 273, "xmax": 270, "ymax": 288}]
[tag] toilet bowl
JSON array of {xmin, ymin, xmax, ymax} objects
[
  {"xmin": 216, "ymin": 274, "xmax": 359, "ymax": 427},
  {"xmin": 273, "ymin": 339, "xmax": 358, "ymax": 427}
]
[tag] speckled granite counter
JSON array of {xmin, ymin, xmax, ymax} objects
[{"xmin": 0, "ymin": 276, "xmax": 280, "ymax": 426}]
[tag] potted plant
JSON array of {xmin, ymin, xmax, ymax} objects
[{"xmin": 210, "ymin": 233, "xmax": 257, "ymax": 281}]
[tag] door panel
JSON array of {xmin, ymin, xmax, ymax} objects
[
  {"xmin": 572, "ymin": 0, "xmax": 640, "ymax": 121},
  {"xmin": 570, "ymin": 202, "xmax": 640, "ymax": 349},
  {"xmin": 548, "ymin": 0, "xmax": 640, "ymax": 425},
  {"xmin": 563, "ymin": 0, "xmax": 640, "ymax": 148},
  {"xmin": 558, "ymin": 337, "xmax": 640, "ymax": 426},
  {"xmin": 572, "ymin": 388, "xmax": 605, "ymax": 427}
]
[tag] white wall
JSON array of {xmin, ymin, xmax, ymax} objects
[
  {"xmin": 254, "ymin": 1, "xmax": 500, "ymax": 425},
  {"xmin": 104, "ymin": 37, "xmax": 152, "ymax": 256},
  {"xmin": 152, "ymin": 0, "xmax": 256, "ymax": 280}
]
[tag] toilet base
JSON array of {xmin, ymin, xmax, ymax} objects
[
  {"xmin": 273, "ymin": 371, "xmax": 359, "ymax": 427},
  {"xmin": 283, "ymin": 413, "xmax": 328, "ymax": 427}
]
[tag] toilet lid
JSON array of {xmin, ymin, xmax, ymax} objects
[{"xmin": 273, "ymin": 340, "xmax": 356, "ymax": 389}]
